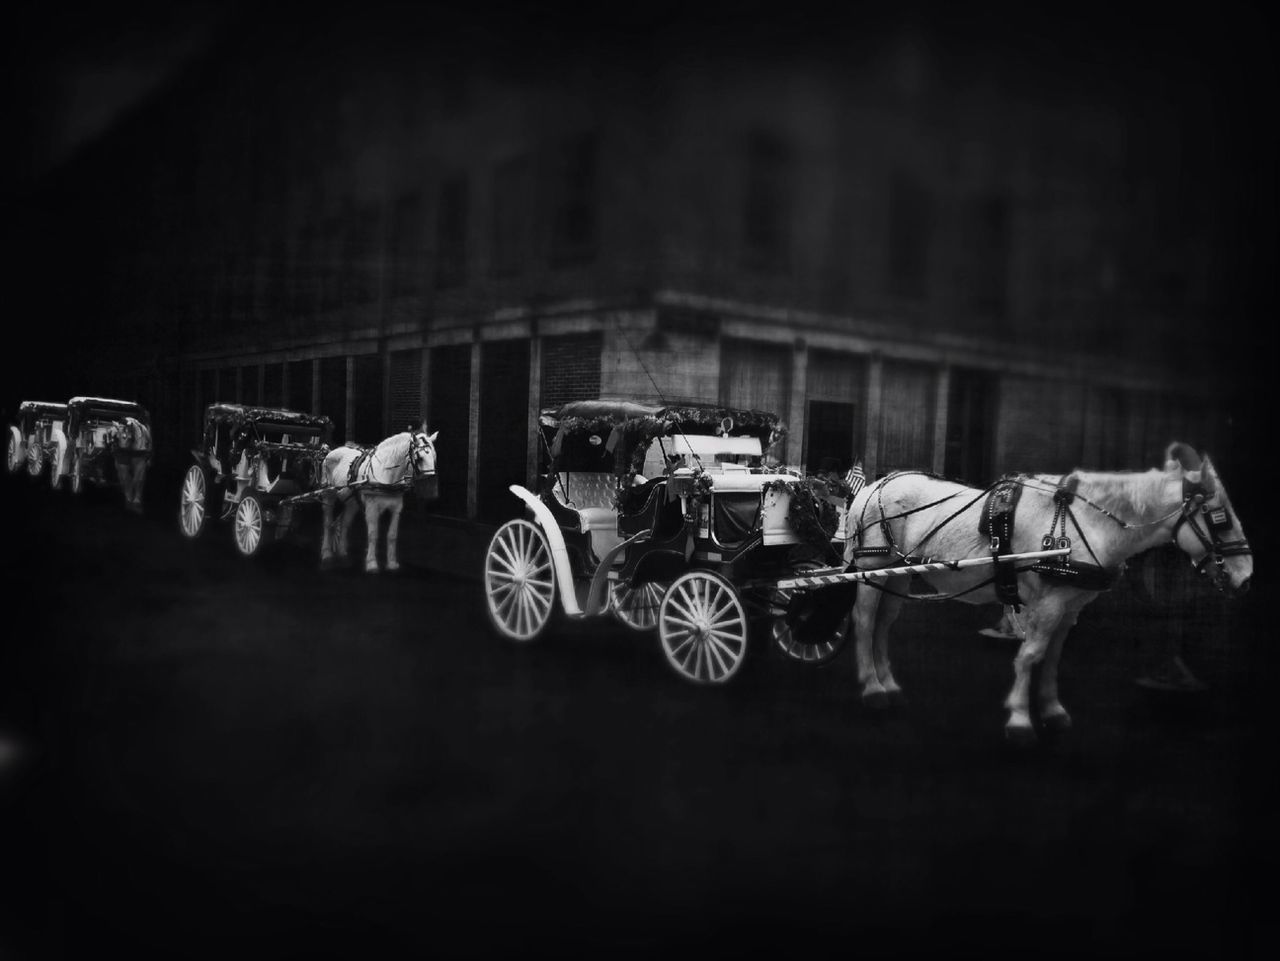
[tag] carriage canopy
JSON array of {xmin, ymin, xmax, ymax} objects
[
  {"xmin": 202, "ymin": 404, "xmax": 333, "ymax": 447},
  {"xmin": 67, "ymin": 397, "xmax": 150, "ymax": 436},
  {"xmin": 17, "ymin": 401, "xmax": 69, "ymax": 433},
  {"xmin": 539, "ymin": 399, "xmax": 783, "ymax": 475}
]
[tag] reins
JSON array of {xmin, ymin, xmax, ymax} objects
[{"xmin": 850, "ymin": 463, "xmax": 1251, "ymax": 601}]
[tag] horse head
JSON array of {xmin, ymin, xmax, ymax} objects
[
  {"xmin": 408, "ymin": 422, "xmax": 438, "ymax": 477},
  {"xmin": 1165, "ymin": 441, "xmax": 1252, "ymax": 597}
]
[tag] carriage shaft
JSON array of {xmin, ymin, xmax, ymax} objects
[{"xmin": 774, "ymin": 548, "xmax": 1070, "ymax": 590}]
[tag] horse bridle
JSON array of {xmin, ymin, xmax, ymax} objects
[
  {"xmin": 1171, "ymin": 471, "xmax": 1252, "ymax": 591},
  {"xmin": 404, "ymin": 432, "xmax": 436, "ymax": 478}
]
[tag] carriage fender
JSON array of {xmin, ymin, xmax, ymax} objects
[
  {"xmin": 507, "ymin": 484, "xmax": 583, "ymax": 617},
  {"xmin": 48, "ymin": 425, "xmax": 69, "ymax": 477}
]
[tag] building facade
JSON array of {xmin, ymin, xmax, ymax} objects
[{"xmin": 16, "ymin": 14, "xmax": 1229, "ymax": 522}]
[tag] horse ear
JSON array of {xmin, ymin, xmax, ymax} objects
[
  {"xmin": 1165, "ymin": 441, "xmax": 1202, "ymax": 473},
  {"xmin": 427, "ymin": 430, "xmax": 439, "ymax": 443}
]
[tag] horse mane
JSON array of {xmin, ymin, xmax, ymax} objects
[{"xmin": 1062, "ymin": 467, "xmax": 1177, "ymax": 526}]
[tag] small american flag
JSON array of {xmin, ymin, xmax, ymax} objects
[{"xmin": 844, "ymin": 460, "xmax": 865, "ymax": 501}]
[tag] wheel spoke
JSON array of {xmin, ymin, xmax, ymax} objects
[
  {"xmin": 668, "ymin": 595, "xmax": 701, "ymax": 625},
  {"xmin": 705, "ymin": 637, "xmax": 730, "ymax": 677},
  {"xmin": 488, "ymin": 551, "xmax": 517, "ymax": 576}
]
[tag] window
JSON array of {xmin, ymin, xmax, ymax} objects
[
  {"xmin": 262, "ymin": 363, "xmax": 283, "ymax": 408},
  {"xmin": 550, "ymin": 133, "xmax": 598, "ymax": 266},
  {"xmin": 887, "ymin": 171, "xmax": 933, "ymax": 299},
  {"xmin": 352, "ymin": 354, "xmax": 384, "ymax": 442},
  {"xmin": 742, "ymin": 131, "xmax": 792, "ymax": 272},
  {"xmin": 287, "ymin": 360, "xmax": 313, "ymax": 413},
  {"xmin": 491, "ymin": 155, "xmax": 532, "ymax": 277},
  {"xmin": 388, "ymin": 349, "xmax": 423, "ymax": 432},
  {"xmin": 806, "ymin": 401, "xmax": 857, "ymax": 475},
  {"xmin": 435, "ymin": 175, "xmax": 468, "ymax": 289},
  {"xmin": 319, "ymin": 356, "xmax": 348, "ymax": 443},
  {"xmin": 944, "ymin": 368, "xmax": 997, "ymax": 484}
]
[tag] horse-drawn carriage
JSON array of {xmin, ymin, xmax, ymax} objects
[
  {"xmin": 7, "ymin": 401, "xmax": 68, "ymax": 484},
  {"xmin": 179, "ymin": 403, "xmax": 333, "ymax": 557},
  {"xmin": 59, "ymin": 396, "xmax": 152, "ymax": 500},
  {"xmin": 482, "ymin": 399, "xmax": 865, "ymax": 683}
]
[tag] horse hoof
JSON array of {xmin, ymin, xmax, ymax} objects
[
  {"xmin": 386, "ymin": 562, "xmax": 400, "ymax": 573},
  {"xmin": 1042, "ymin": 712, "xmax": 1072, "ymax": 734},
  {"xmin": 862, "ymin": 689, "xmax": 890, "ymax": 711},
  {"xmin": 1004, "ymin": 725, "xmax": 1037, "ymax": 747},
  {"xmin": 365, "ymin": 564, "xmax": 380, "ymax": 574}
]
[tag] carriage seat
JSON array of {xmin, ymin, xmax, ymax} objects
[{"xmin": 554, "ymin": 471, "xmax": 622, "ymax": 559}]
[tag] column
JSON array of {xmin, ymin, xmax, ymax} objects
[
  {"xmin": 467, "ymin": 340, "xmax": 482, "ymax": 519},
  {"xmin": 863, "ymin": 355, "xmax": 883, "ymax": 478},
  {"xmin": 419, "ymin": 346, "xmax": 432, "ymax": 428},
  {"xmin": 526, "ymin": 335, "xmax": 543, "ymax": 487},
  {"xmin": 786, "ymin": 339, "xmax": 808, "ymax": 468},
  {"xmin": 931, "ymin": 364, "xmax": 950, "ymax": 475},
  {"xmin": 345, "ymin": 356, "xmax": 355, "ymax": 444}
]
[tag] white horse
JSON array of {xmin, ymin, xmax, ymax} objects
[
  {"xmin": 111, "ymin": 416, "xmax": 152, "ymax": 513},
  {"xmin": 319, "ymin": 425, "xmax": 438, "ymax": 572},
  {"xmin": 845, "ymin": 442, "xmax": 1252, "ymax": 742}
]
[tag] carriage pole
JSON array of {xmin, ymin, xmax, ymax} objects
[{"xmin": 774, "ymin": 547, "xmax": 1072, "ymax": 590}]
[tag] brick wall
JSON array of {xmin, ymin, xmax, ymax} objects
[{"xmin": 540, "ymin": 333, "xmax": 602, "ymax": 409}]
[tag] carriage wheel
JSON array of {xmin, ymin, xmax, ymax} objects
[
  {"xmin": 26, "ymin": 443, "xmax": 44, "ymax": 479},
  {"xmin": 49, "ymin": 450, "xmax": 64, "ymax": 489},
  {"xmin": 233, "ymin": 494, "xmax": 271, "ymax": 557},
  {"xmin": 658, "ymin": 570, "xmax": 749, "ymax": 685},
  {"xmin": 179, "ymin": 465, "xmax": 208, "ymax": 538},
  {"xmin": 768, "ymin": 562, "xmax": 851, "ymax": 665},
  {"xmin": 7, "ymin": 435, "xmax": 23, "ymax": 474},
  {"xmin": 70, "ymin": 452, "xmax": 84, "ymax": 494},
  {"xmin": 609, "ymin": 579, "xmax": 667, "ymax": 632},
  {"xmin": 484, "ymin": 519, "xmax": 557, "ymax": 642}
]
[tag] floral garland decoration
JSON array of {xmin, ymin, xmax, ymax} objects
[{"xmin": 762, "ymin": 477, "xmax": 841, "ymax": 551}]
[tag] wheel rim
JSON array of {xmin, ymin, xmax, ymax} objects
[
  {"xmin": 770, "ymin": 564, "xmax": 850, "ymax": 665},
  {"xmin": 71, "ymin": 454, "xmax": 82, "ymax": 493},
  {"xmin": 180, "ymin": 467, "xmax": 206, "ymax": 537},
  {"xmin": 49, "ymin": 451, "xmax": 61, "ymax": 488},
  {"xmin": 7, "ymin": 437, "xmax": 19, "ymax": 473},
  {"xmin": 234, "ymin": 497, "xmax": 263, "ymax": 556},
  {"xmin": 610, "ymin": 580, "xmax": 666, "ymax": 631},
  {"xmin": 485, "ymin": 520, "xmax": 555, "ymax": 642},
  {"xmin": 27, "ymin": 445, "xmax": 42, "ymax": 478},
  {"xmin": 659, "ymin": 572, "xmax": 748, "ymax": 684}
]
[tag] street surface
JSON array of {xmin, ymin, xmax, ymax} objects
[{"xmin": 0, "ymin": 472, "xmax": 1271, "ymax": 957}]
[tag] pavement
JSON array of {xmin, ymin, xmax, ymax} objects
[{"xmin": 0, "ymin": 471, "xmax": 1274, "ymax": 958}]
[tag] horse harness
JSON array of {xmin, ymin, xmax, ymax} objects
[
  {"xmin": 979, "ymin": 474, "xmax": 1119, "ymax": 611},
  {"xmin": 1171, "ymin": 471, "xmax": 1251, "ymax": 593}
]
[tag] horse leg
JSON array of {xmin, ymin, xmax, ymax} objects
[
  {"xmin": 364, "ymin": 497, "xmax": 382, "ymax": 573},
  {"xmin": 1004, "ymin": 606, "xmax": 1061, "ymax": 744},
  {"xmin": 852, "ymin": 582, "xmax": 888, "ymax": 708},
  {"xmin": 872, "ymin": 590, "xmax": 906, "ymax": 702},
  {"xmin": 385, "ymin": 496, "xmax": 403, "ymax": 572},
  {"xmin": 1037, "ymin": 611, "xmax": 1080, "ymax": 732},
  {"xmin": 320, "ymin": 494, "xmax": 335, "ymax": 568},
  {"xmin": 339, "ymin": 496, "xmax": 360, "ymax": 563}
]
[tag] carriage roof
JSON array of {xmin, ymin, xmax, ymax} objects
[
  {"xmin": 67, "ymin": 397, "xmax": 149, "ymax": 421},
  {"xmin": 540, "ymin": 400, "xmax": 780, "ymax": 436},
  {"xmin": 203, "ymin": 403, "xmax": 332, "ymax": 431},
  {"xmin": 18, "ymin": 401, "xmax": 69, "ymax": 417}
]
